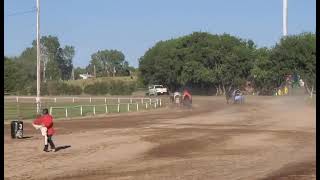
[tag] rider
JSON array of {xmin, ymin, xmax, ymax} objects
[
  {"xmin": 233, "ymin": 89, "xmax": 243, "ymax": 103},
  {"xmin": 182, "ymin": 89, "xmax": 192, "ymax": 105}
]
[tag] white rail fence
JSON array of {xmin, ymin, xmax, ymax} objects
[
  {"xmin": 4, "ymin": 96, "xmax": 164, "ymax": 120},
  {"xmin": 49, "ymin": 100, "xmax": 161, "ymax": 118},
  {"xmin": 4, "ymin": 96, "xmax": 156, "ymax": 104}
]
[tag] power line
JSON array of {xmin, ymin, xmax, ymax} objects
[{"xmin": 6, "ymin": 7, "xmax": 36, "ymax": 17}]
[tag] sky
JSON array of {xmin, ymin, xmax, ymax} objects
[{"xmin": 4, "ymin": 0, "xmax": 316, "ymax": 68}]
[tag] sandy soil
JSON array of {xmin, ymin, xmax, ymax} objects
[{"xmin": 4, "ymin": 96, "xmax": 316, "ymax": 180}]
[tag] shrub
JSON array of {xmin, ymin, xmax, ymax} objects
[
  {"xmin": 83, "ymin": 80, "xmax": 136, "ymax": 95},
  {"xmin": 45, "ymin": 81, "xmax": 82, "ymax": 95},
  {"xmin": 84, "ymin": 82, "xmax": 109, "ymax": 95},
  {"xmin": 109, "ymin": 80, "xmax": 136, "ymax": 95}
]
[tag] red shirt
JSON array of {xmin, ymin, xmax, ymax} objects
[
  {"xmin": 183, "ymin": 90, "xmax": 192, "ymax": 100},
  {"xmin": 33, "ymin": 114, "xmax": 55, "ymax": 135}
]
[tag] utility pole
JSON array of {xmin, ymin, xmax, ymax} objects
[
  {"xmin": 42, "ymin": 51, "xmax": 47, "ymax": 82},
  {"xmin": 93, "ymin": 64, "xmax": 96, "ymax": 77},
  {"xmin": 71, "ymin": 68, "xmax": 75, "ymax": 80},
  {"xmin": 36, "ymin": 0, "xmax": 41, "ymax": 113},
  {"xmin": 42, "ymin": 46, "xmax": 48, "ymax": 83},
  {"xmin": 43, "ymin": 59, "xmax": 46, "ymax": 82},
  {"xmin": 283, "ymin": 0, "xmax": 288, "ymax": 36}
]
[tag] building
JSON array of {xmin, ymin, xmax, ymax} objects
[{"xmin": 79, "ymin": 73, "xmax": 95, "ymax": 80}]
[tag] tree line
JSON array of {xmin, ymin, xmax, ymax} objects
[
  {"xmin": 4, "ymin": 32, "xmax": 315, "ymax": 96},
  {"xmin": 139, "ymin": 32, "xmax": 316, "ymax": 95},
  {"xmin": 4, "ymin": 35, "xmax": 134, "ymax": 95},
  {"xmin": 74, "ymin": 49, "xmax": 136, "ymax": 79}
]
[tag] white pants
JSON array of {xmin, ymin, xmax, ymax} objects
[{"xmin": 32, "ymin": 124, "xmax": 48, "ymax": 145}]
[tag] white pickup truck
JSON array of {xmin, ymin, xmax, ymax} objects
[{"xmin": 148, "ymin": 85, "xmax": 168, "ymax": 96}]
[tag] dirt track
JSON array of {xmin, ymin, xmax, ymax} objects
[{"xmin": 4, "ymin": 96, "xmax": 316, "ymax": 180}]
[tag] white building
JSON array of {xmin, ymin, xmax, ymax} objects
[{"xmin": 79, "ymin": 73, "xmax": 95, "ymax": 80}]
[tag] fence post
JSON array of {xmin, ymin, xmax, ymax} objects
[
  {"xmin": 130, "ymin": 98, "xmax": 132, "ymax": 103},
  {"xmin": 105, "ymin": 105, "xmax": 108, "ymax": 113},
  {"xmin": 54, "ymin": 98, "xmax": 57, "ymax": 103},
  {"xmin": 90, "ymin": 97, "xmax": 92, "ymax": 103},
  {"xmin": 50, "ymin": 107, "xmax": 52, "ymax": 115},
  {"xmin": 105, "ymin": 98, "xmax": 107, "ymax": 104},
  {"xmin": 93, "ymin": 106, "xmax": 96, "ymax": 115},
  {"xmin": 65, "ymin": 108, "xmax": 68, "ymax": 118},
  {"xmin": 149, "ymin": 98, "xmax": 151, "ymax": 104},
  {"xmin": 16, "ymin": 96, "xmax": 19, "ymax": 103},
  {"xmin": 118, "ymin": 98, "xmax": 120, "ymax": 103},
  {"xmin": 146, "ymin": 103, "xmax": 148, "ymax": 109},
  {"xmin": 136, "ymin": 103, "xmax": 138, "ymax": 111},
  {"xmin": 154, "ymin": 102, "xmax": 157, "ymax": 108},
  {"xmin": 117, "ymin": 104, "xmax": 120, "ymax": 112},
  {"xmin": 160, "ymin": 99, "xmax": 162, "ymax": 106},
  {"xmin": 73, "ymin": 97, "xmax": 75, "ymax": 103},
  {"xmin": 128, "ymin": 103, "xmax": 130, "ymax": 112},
  {"xmin": 80, "ymin": 106, "xmax": 83, "ymax": 116}
]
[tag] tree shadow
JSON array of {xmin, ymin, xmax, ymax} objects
[
  {"xmin": 55, "ymin": 145, "xmax": 71, "ymax": 152},
  {"xmin": 21, "ymin": 136, "xmax": 33, "ymax": 139}
]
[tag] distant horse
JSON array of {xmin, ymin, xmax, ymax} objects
[
  {"xmin": 226, "ymin": 89, "xmax": 244, "ymax": 104},
  {"xmin": 173, "ymin": 92, "xmax": 182, "ymax": 107},
  {"xmin": 234, "ymin": 94, "xmax": 244, "ymax": 104}
]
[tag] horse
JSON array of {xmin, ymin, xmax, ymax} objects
[{"xmin": 226, "ymin": 89, "xmax": 244, "ymax": 104}]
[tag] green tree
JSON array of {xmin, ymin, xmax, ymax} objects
[
  {"xmin": 270, "ymin": 32, "xmax": 316, "ymax": 96},
  {"xmin": 5, "ymin": 35, "xmax": 75, "ymax": 95},
  {"xmin": 14, "ymin": 47, "xmax": 37, "ymax": 94},
  {"xmin": 35, "ymin": 35, "xmax": 75, "ymax": 81},
  {"xmin": 88, "ymin": 49, "xmax": 129, "ymax": 77},
  {"xmin": 88, "ymin": 51, "xmax": 104, "ymax": 76},
  {"xmin": 46, "ymin": 59, "xmax": 61, "ymax": 80},
  {"xmin": 139, "ymin": 39, "xmax": 181, "ymax": 90},
  {"xmin": 139, "ymin": 32, "xmax": 255, "ymax": 94},
  {"xmin": 59, "ymin": 46, "xmax": 75, "ymax": 80},
  {"xmin": 36, "ymin": 36, "xmax": 60, "ymax": 80},
  {"xmin": 4, "ymin": 56, "xmax": 19, "ymax": 93},
  {"xmin": 250, "ymin": 48, "xmax": 276, "ymax": 95}
]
